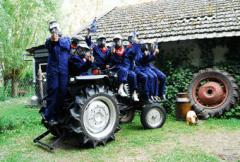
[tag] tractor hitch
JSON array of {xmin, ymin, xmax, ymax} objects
[{"xmin": 33, "ymin": 130, "xmax": 65, "ymax": 151}]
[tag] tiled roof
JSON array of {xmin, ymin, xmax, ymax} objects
[{"xmin": 76, "ymin": 0, "xmax": 240, "ymax": 43}]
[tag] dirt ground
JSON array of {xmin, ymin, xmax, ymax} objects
[
  {"xmin": 120, "ymin": 128, "xmax": 240, "ymax": 162},
  {"xmin": 178, "ymin": 130, "xmax": 240, "ymax": 161}
]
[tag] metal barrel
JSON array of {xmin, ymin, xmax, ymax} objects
[{"xmin": 175, "ymin": 92, "xmax": 192, "ymax": 121}]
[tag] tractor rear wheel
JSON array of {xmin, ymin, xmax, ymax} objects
[{"xmin": 69, "ymin": 85, "xmax": 119, "ymax": 147}]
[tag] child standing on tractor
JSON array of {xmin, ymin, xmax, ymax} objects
[{"xmin": 44, "ymin": 21, "xmax": 71, "ymax": 125}]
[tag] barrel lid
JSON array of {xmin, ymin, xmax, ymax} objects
[{"xmin": 176, "ymin": 98, "xmax": 190, "ymax": 102}]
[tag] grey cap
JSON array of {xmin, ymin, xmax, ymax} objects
[
  {"xmin": 97, "ymin": 34, "xmax": 106, "ymax": 40},
  {"xmin": 113, "ymin": 34, "xmax": 123, "ymax": 40},
  {"xmin": 78, "ymin": 42, "xmax": 90, "ymax": 50}
]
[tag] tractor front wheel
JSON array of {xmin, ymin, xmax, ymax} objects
[{"xmin": 140, "ymin": 103, "xmax": 166, "ymax": 129}]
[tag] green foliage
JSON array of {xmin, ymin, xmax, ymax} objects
[
  {"xmin": 155, "ymin": 44, "xmax": 196, "ymax": 115},
  {"xmin": 0, "ymin": 116, "xmax": 16, "ymax": 132},
  {"xmin": 0, "ymin": 80, "xmax": 34, "ymax": 101},
  {"xmin": 162, "ymin": 62, "xmax": 195, "ymax": 114},
  {"xmin": 0, "ymin": 0, "xmax": 57, "ymax": 96}
]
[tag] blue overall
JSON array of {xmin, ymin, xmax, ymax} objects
[
  {"xmin": 124, "ymin": 47, "xmax": 138, "ymax": 93},
  {"xmin": 85, "ymin": 36, "xmax": 110, "ymax": 70},
  {"xmin": 110, "ymin": 47, "xmax": 138, "ymax": 95},
  {"xmin": 143, "ymin": 53, "xmax": 166, "ymax": 96},
  {"xmin": 141, "ymin": 53, "xmax": 159, "ymax": 96},
  {"xmin": 68, "ymin": 54, "xmax": 93, "ymax": 76},
  {"xmin": 109, "ymin": 47, "xmax": 129, "ymax": 84},
  {"xmin": 45, "ymin": 37, "xmax": 71, "ymax": 121},
  {"xmin": 149, "ymin": 65, "xmax": 166, "ymax": 96},
  {"xmin": 129, "ymin": 43, "xmax": 150, "ymax": 99}
]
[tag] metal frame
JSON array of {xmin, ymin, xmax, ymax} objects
[{"xmin": 33, "ymin": 130, "xmax": 65, "ymax": 151}]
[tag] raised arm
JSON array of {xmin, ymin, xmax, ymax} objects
[
  {"xmin": 85, "ymin": 29, "xmax": 96, "ymax": 48},
  {"xmin": 59, "ymin": 37, "xmax": 71, "ymax": 51}
]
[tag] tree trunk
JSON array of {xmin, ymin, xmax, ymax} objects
[{"xmin": 11, "ymin": 69, "xmax": 19, "ymax": 97}]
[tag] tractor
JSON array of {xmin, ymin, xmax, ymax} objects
[{"xmin": 34, "ymin": 68, "xmax": 166, "ymax": 150}]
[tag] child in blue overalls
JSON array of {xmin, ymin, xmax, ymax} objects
[
  {"xmin": 127, "ymin": 33, "xmax": 152, "ymax": 102},
  {"xmin": 85, "ymin": 29, "xmax": 110, "ymax": 72},
  {"xmin": 145, "ymin": 46, "xmax": 166, "ymax": 100},
  {"xmin": 69, "ymin": 37, "xmax": 94, "ymax": 76},
  {"xmin": 44, "ymin": 21, "xmax": 71, "ymax": 124},
  {"xmin": 110, "ymin": 34, "xmax": 139, "ymax": 101},
  {"xmin": 128, "ymin": 32, "xmax": 163, "ymax": 102},
  {"xmin": 140, "ymin": 44, "xmax": 160, "ymax": 101}
]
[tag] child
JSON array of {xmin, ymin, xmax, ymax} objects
[
  {"xmin": 85, "ymin": 29, "xmax": 110, "ymax": 72},
  {"xmin": 127, "ymin": 33, "xmax": 153, "ymax": 102},
  {"xmin": 69, "ymin": 37, "xmax": 94, "ymax": 76},
  {"xmin": 110, "ymin": 34, "xmax": 139, "ymax": 101},
  {"xmin": 143, "ymin": 44, "xmax": 166, "ymax": 100},
  {"xmin": 140, "ymin": 44, "xmax": 160, "ymax": 101}
]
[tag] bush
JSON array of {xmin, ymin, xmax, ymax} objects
[{"xmin": 161, "ymin": 62, "xmax": 196, "ymax": 115}]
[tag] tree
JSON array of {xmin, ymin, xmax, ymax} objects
[{"xmin": 0, "ymin": 0, "xmax": 57, "ymax": 97}]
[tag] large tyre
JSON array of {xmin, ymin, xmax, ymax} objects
[
  {"xmin": 120, "ymin": 109, "xmax": 135, "ymax": 124},
  {"xmin": 188, "ymin": 68, "xmax": 239, "ymax": 118},
  {"xmin": 140, "ymin": 103, "xmax": 166, "ymax": 129},
  {"xmin": 69, "ymin": 85, "xmax": 119, "ymax": 147}
]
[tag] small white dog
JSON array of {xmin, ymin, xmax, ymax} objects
[{"xmin": 186, "ymin": 110, "xmax": 198, "ymax": 125}]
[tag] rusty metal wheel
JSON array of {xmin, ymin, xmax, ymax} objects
[{"xmin": 188, "ymin": 68, "xmax": 239, "ymax": 118}]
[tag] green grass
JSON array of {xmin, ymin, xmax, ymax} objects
[
  {"xmin": 153, "ymin": 148, "xmax": 219, "ymax": 162},
  {"xmin": 0, "ymin": 98, "xmax": 240, "ymax": 162}
]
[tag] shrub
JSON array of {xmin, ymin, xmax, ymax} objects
[{"xmin": 161, "ymin": 62, "xmax": 196, "ymax": 115}]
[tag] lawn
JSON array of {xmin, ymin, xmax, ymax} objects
[{"xmin": 0, "ymin": 98, "xmax": 240, "ymax": 162}]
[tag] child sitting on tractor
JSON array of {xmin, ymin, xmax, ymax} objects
[
  {"xmin": 109, "ymin": 34, "xmax": 139, "ymax": 101},
  {"xmin": 69, "ymin": 37, "xmax": 94, "ymax": 76}
]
